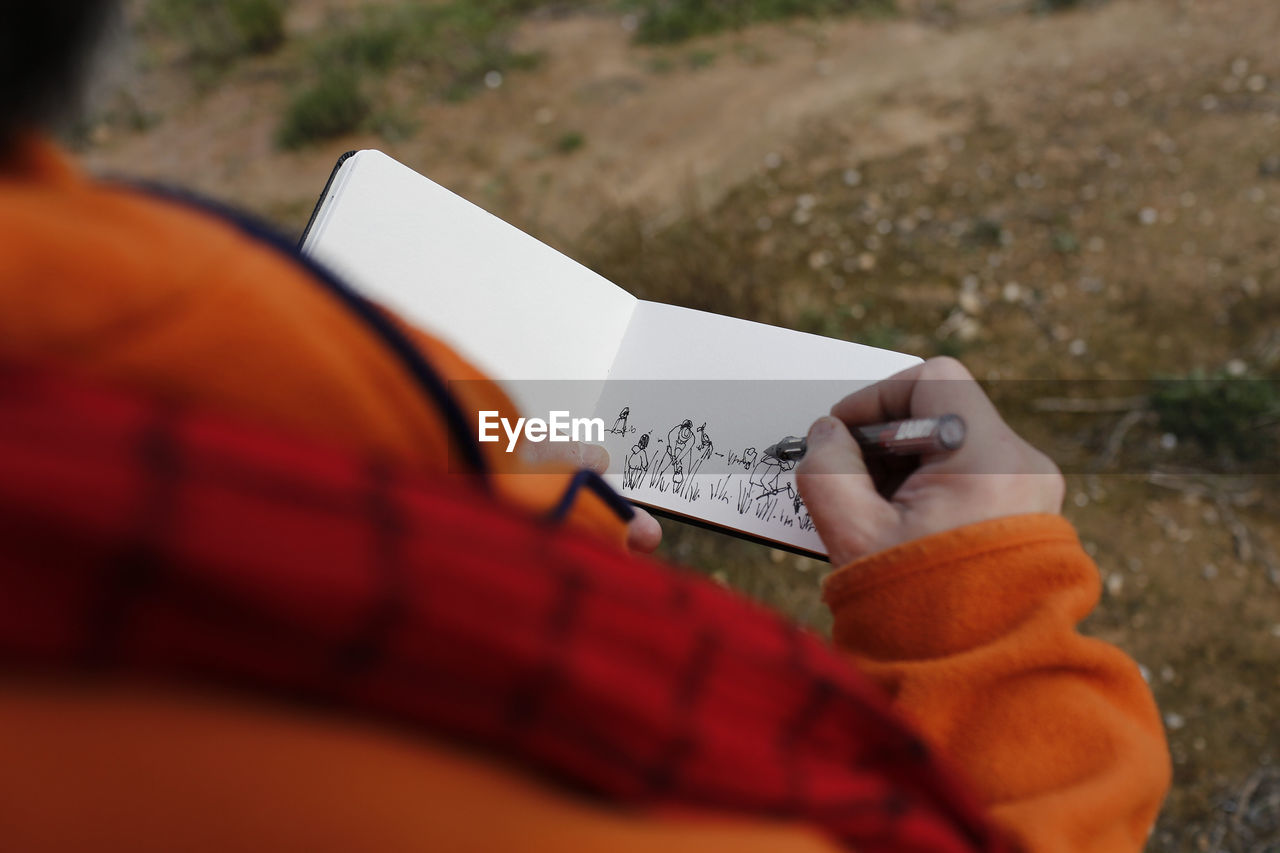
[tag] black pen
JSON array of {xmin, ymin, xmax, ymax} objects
[{"xmin": 763, "ymin": 415, "xmax": 966, "ymax": 461}]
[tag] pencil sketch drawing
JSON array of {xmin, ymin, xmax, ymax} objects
[
  {"xmin": 650, "ymin": 418, "xmax": 697, "ymax": 489},
  {"xmin": 607, "ymin": 407, "xmax": 633, "ymax": 436},
  {"xmin": 623, "ymin": 432, "xmax": 651, "ymax": 489},
  {"xmin": 609, "ymin": 406, "xmax": 812, "ymax": 534}
]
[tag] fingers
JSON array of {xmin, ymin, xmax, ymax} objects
[
  {"xmin": 518, "ymin": 440, "xmax": 661, "ymax": 551},
  {"xmin": 520, "ymin": 440, "xmax": 610, "ymax": 473},
  {"xmin": 805, "ymin": 357, "xmax": 1068, "ymax": 563},
  {"xmin": 578, "ymin": 443, "xmax": 609, "ymax": 473},
  {"xmin": 626, "ymin": 507, "xmax": 664, "ymax": 554},
  {"xmin": 830, "ymin": 361, "xmax": 927, "ymax": 424},
  {"xmin": 795, "ymin": 416, "xmax": 900, "ymax": 565},
  {"xmin": 831, "ymin": 357, "xmax": 1000, "ymax": 431},
  {"xmin": 831, "ymin": 357, "xmax": 1015, "ymax": 480}
]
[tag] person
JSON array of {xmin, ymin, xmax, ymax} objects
[
  {"xmin": 750, "ymin": 443, "xmax": 797, "ymax": 501},
  {"xmin": 652, "ymin": 418, "xmax": 697, "ymax": 489},
  {"xmin": 624, "ymin": 431, "xmax": 652, "ymax": 489},
  {"xmin": 0, "ymin": 4, "xmax": 1169, "ymax": 852}
]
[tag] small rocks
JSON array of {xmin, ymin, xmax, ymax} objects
[{"xmin": 938, "ymin": 310, "xmax": 981, "ymax": 343}]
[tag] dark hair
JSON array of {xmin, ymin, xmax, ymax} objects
[{"xmin": 0, "ymin": 2, "xmax": 117, "ymax": 150}]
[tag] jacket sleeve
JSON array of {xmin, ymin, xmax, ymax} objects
[{"xmin": 823, "ymin": 514, "xmax": 1170, "ymax": 853}]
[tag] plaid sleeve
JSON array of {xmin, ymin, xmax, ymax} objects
[{"xmin": 0, "ymin": 362, "xmax": 1013, "ymax": 853}]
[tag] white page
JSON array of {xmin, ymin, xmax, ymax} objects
[
  {"xmin": 301, "ymin": 150, "xmax": 637, "ymax": 414},
  {"xmin": 595, "ymin": 302, "xmax": 921, "ymax": 554}
]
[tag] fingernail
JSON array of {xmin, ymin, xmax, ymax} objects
[{"xmin": 808, "ymin": 416, "xmax": 837, "ymax": 442}]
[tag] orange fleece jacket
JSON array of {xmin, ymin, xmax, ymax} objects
[
  {"xmin": 0, "ymin": 138, "xmax": 1170, "ymax": 852},
  {"xmin": 0, "ymin": 136, "xmax": 629, "ymax": 545}
]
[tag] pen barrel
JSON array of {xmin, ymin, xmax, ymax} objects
[{"xmin": 852, "ymin": 415, "xmax": 966, "ymax": 455}]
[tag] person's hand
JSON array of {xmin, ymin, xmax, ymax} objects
[
  {"xmin": 520, "ymin": 440, "xmax": 663, "ymax": 554},
  {"xmin": 796, "ymin": 357, "xmax": 1064, "ymax": 566}
]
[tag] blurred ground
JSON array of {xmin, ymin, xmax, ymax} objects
[{"xmin": 79, "ymin": 0, "xmax": 1278, "ymax": 849}]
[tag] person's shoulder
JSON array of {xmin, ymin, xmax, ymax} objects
[{"xmin": 2, "ymin": 136, "xmax": 313, "ymax": 286}]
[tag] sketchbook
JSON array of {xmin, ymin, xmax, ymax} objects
[{"xmin": 300, "ymin": 150, "xmax": 921, "ymax": 557}]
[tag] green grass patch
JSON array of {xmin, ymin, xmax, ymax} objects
[
  {"xmin": 1151, "ymin": 372, "xmax": 1280, "ymax": 463},
  {"xmin": 276, "ymin": 0, "xmax": 555, "ymax": 144},
  {"xmin": 147, "ymin": 0, "xmax": 288, "ymax": 66},
  {"xmin": 310, "ymin": 0, "xmax": 557, "ymax": 83},
  {"xmin": 627, "ymin": 0, "xmax": 895, "ymax": 45},
  {"xmin": 150, "ymin": 0, "xmax": 904, "ymax": 146},
  {"xmin": 687, "ymin": 48, "xmax": 718, "ymax": 69},
  {"xmin": 555, "ymin": 130, "xmax": 587, "ymax": 154},
  {"xmin": 967, "ymin": 217, "xmax": 1005, "ymax": 247},
  {"xmin": 276, "ymin": 69, "xmax": 370, "ymax": 150}
]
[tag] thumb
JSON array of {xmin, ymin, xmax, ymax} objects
[{"xmin": 795, "ymin": 416, "xmax": 899, "ymax": 565}]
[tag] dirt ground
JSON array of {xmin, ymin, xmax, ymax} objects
[{"xmin": 80, "ymin": 0, "xmax": 1278, "ymax": 849}]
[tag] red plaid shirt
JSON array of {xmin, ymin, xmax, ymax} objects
[{"xmin": 0, "ymin": 363, "xmax": 1011, "ymax": 853}]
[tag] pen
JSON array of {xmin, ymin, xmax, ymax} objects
[{"xmin": 763, "ymin": 415, "xmax": 967, "ymax": 461}]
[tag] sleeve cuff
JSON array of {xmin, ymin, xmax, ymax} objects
[{"xmin": 822, "ymin": 514, "xmax": 1096, "ymax": 661}]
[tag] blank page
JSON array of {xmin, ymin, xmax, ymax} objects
[{"xmin": 302, "ymin": 151, "xmax": 637, "ymax": 389}]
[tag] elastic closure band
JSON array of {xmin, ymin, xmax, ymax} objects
[{"xmin": 547, "ymin": 469, "xmax": 637, "ymax": 524}]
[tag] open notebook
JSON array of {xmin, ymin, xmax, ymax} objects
[{"xmin": 301, "ymin": 150, "xmax": 920, "ymax": 556}]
